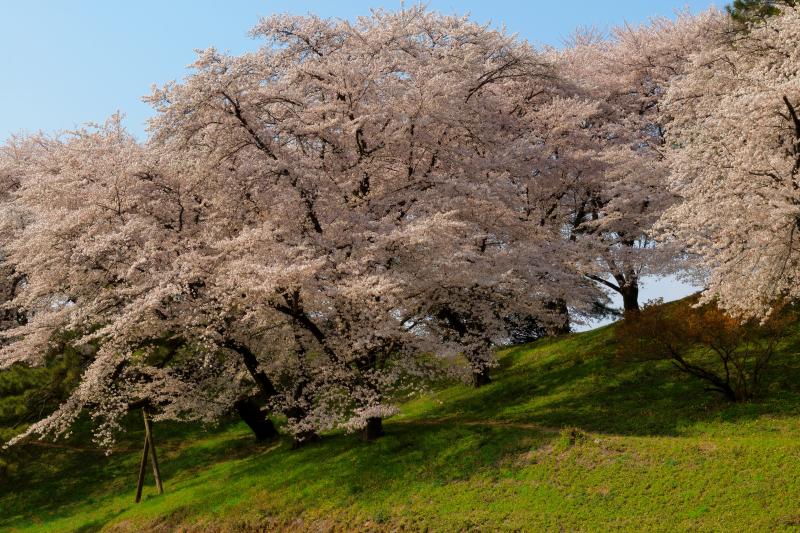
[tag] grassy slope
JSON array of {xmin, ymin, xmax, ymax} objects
[{"xmin": 4, "ymin": 321, "xmax": 800, "ymax": 531}]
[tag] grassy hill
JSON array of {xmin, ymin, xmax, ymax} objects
[{"xmin": 4, "ymin": 315, "xmax": 800, "ymax": 531}]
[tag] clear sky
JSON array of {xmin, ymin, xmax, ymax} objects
[
  {"xmin": 2, "ymin": 0, "xmax": 719, "ymax": 326},
  {"xmin": 1, "ymin": 0, "xmax": 722, "ymax": 141}
]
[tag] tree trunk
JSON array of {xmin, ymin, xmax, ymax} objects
[
  {"xmin": 620, "ymin": 283, "xmax": 640, "ymax": 313},
  {"xmin": 705, "ymin": 381, "xmax": 740, "ymax": 402},
  {"xmin": 234, "ymin": 397, "xmax": 278, "ymax": 442},
  {"xmin": 224, "ymin": 340, "xmax": 277, "ymax": 399},
  {"xmin": 292, "ymin": 430, "xmax": 322, "ymax": 444},
  {"xmin": 545, "ymin": 299, "xmax": 571, "ymax": 335},
  {"xmin": 362, "ymin": 417, "xmax": 384, "ymax": 441},
  {"xmin": 472, "ymin": 366, "xmax": 491, "ymax": 387},
  {"xmin": 285, "ymin": 405, "xmax": 320, "ymax": 447},
  {"xmin": 290, "ymin": 430, "xmax": 320, "ymax": 448},
  {"xmin": 717, "ymin": 379, "xmax": 741, "ymax": 402}
]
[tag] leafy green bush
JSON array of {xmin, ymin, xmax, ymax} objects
[{"xmin": 727, "ymin": 0, "xmax": 798, "ymax": 23}]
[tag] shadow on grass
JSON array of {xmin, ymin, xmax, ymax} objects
[
  {"xmin": 417, "ymin": 329, "xmax": 800, "ymax": 437},
  {"xmin": 0, "ymin": 414, "xmax": 265, "ymax": 530},
  {"xmin": 187, "ymin": 422, "xmax": 551, "ymax": 514},
  {"xmin": 0, "ymin": 419, "xmax": 553, "ymax": 531},
  {"xmin": 5, "ymin": 321, "xmax": 800, "ymax": 530}
]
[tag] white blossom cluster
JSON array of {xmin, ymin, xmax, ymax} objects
[{"xmin": 660, "ymin": 6, "xmax": 800, "ymax": 318}]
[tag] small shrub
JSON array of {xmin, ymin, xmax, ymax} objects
[
  {"xmin": 616, "ymin": 298, "xmax": 795, "ymax": 401},
  {"xmin": 557, "ymin": 426, "xmax": 589, "ymax": 450}
]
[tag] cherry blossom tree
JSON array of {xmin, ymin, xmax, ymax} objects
[
  {"xmin": 0, "ymin": 157, "xmax": 25, "ymax": 338},
  {"xmin": 0, "ymin": 119, "xmax": 256, "ymax": 447},
  {"xmin": 660, "ymin": 6, "xmax": 800, "ymax": 318},
  {"xmin": 549, "ymin": 10, "xmax": 724, "ymax": 312},
  {"xmin": 0, "ymin": 7, "xmax": 596, "ymax": 446}
]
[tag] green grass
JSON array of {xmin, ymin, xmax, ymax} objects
[{"xmin": 5, "ymin": 320, "xmax": 800, "ymax": 531}]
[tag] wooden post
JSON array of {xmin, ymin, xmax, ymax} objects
[
  {"xmin": 135, "ymin": 408, "xmax": 164, "ymax": 502},
  {"xmin": 143, "ymin": 409, "xmax": 164, "ymax": 495},
  {"xmin": 134, "ymin": 428, "xmax": 150, "ymax": 503}
]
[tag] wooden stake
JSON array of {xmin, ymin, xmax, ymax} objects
[
  {"xmin": 143, "ymin": 409, "xmax": 164, "ymax": 495},
  {"xmin": 135, "ymin": 408, "xmax": 164, "ymax": 502},
  {"xmin": 134, "ymin": 427, "xmax": 150, "ymax": 503}
]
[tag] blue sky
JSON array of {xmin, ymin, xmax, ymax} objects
[
  {"xmin": 1, "ymin": 1, "xmax": 722, "ymax": 141},
  {"xmin": 2, "ymin": 1, "xmax": 719, "ymax": 325}
]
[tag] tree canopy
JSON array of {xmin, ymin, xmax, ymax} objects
[
  {"xmin": 727, "ymin": 0, "xmax": 798, "ymax": 23},
  {"xmin": 3, "ymin": 3, "xmax": 800, "ymax": 449}
]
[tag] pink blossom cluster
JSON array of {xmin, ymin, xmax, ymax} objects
[{"xmin": 5, "ymin": 4, "xmax": 788, "ymax": 446}]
